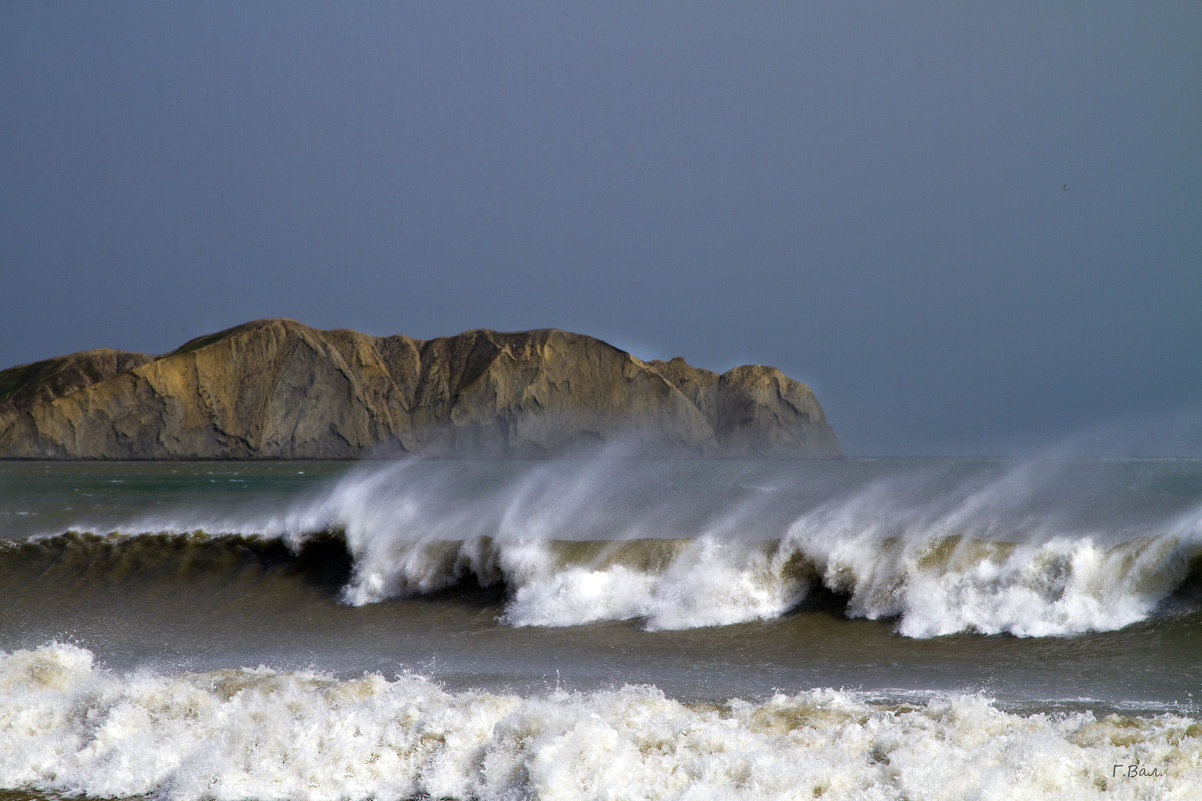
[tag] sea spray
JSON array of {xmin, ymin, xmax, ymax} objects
[
  {"xmin": 284, "ymin": 452, "xmax": 1202, "ymax": 636},
  {"xmin": 14, "ymin": 452, "xmax": 1202, "ymax": 637}
]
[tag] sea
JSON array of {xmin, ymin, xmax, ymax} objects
[{"xmin": 1, "ymin": 448, "xmax": 1200, "ymax": 800}]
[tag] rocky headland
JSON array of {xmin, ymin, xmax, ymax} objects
[{"xmin": 0, "ymin": 319, "xmax": 840, "ymax": 459}]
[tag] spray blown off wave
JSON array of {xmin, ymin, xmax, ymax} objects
[
  {"xmin": 2, "ymin": 644, "xmax": 1199, "ymax": 801},
  {"xmin": 269, "ymin": 454, "xmax": 1202, "ymax": 637},
  {"xmin": 27, "ymin": 452, "xmax": 1202, "ymax": 638}
]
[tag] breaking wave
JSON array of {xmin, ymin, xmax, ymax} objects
[
  {"xmin": 14, "ymin": 452, "xmax": 1202, "ymax": 638},
  {"xmin": 333, "ymin": 530, "xmax": 1202, "ymax": 637},
  {"xmin": 2, "ymin": 643, "xmax": 1199, "ymax": 801},
  {"xmin": 295, "ymin": 455, "xmax": 1202, "ymax": 637}
]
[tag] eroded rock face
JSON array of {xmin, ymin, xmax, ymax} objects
[{"xmin": 0, "ymin": 319, "xmax": 840, "ymax": 459}]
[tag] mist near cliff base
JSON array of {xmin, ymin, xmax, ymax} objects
[{"xmin": 359, "ymin": 400, "xmax": 1202, "ymax": 461}]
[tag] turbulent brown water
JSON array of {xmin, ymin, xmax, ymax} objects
[{"xmin": 2, "ymin": 453, "xmax": 1200, "ymax": 799}]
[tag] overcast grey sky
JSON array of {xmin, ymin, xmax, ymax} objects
[{"xmin": 2, "ymin": 2, "xmax": 1199, "ymax": 455}]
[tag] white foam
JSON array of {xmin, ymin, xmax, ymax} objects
[
  {"xmin": 2, "ymin": 645, "xmax": 1198, "ymax": 801},
  {"xmin": 500, "ymin": 537, "xmax": 806, "ymax": 629}
]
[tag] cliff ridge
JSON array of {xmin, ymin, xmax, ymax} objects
[{"xmin": 0, "ymin": 319, "xmax": 840, "ymax": 459}]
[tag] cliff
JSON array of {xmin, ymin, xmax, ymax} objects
[{"xmin": 0, "ymin": 319, "xmax": 840, "ymax": 459}]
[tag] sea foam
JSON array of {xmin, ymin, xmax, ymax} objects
[{"xmin": 1, "ymin": 644, "xmax": 1198, "ymax": 801}]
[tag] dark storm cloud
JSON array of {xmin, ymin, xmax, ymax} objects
[{"xmin": 2, "ymin": 2, "xmax": 1199, "ymax": 455}]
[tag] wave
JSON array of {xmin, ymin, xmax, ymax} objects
[
  {"xmin": 309, "ymin": 456, "xmax": 1202, "ymax": 636},
  {"xmin": 7, "ymin": 525, "xmax": 1201, "ymax": 640},
  {"xmin": 11, "ymin": 454, "xmax": 1202, "ymax": 637},
  {"xmin": 339, "ymin": 532, "xmax": 1202, "ymax": 636},
  {"xmin": 1, "ymin": 644, "xmax": 1198, "ymax": 801}
]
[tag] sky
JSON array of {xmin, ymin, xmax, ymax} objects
[{"xmin": 2, "ymin": 2, "xmax": 1199, "ymax": 456}]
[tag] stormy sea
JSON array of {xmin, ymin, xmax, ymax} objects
[{"xmin": 2, "ymin": 449, "xmax": 1200, "ymax": 800}]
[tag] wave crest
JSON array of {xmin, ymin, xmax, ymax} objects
[{"xmin": 15, "ymin": 455, "xmax": 1202, "ymax": 637}]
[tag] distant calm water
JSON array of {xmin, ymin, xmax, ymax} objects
[{"xmin": 2, "ymin": 453, "xmax": 1200, "ymax": 799}]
